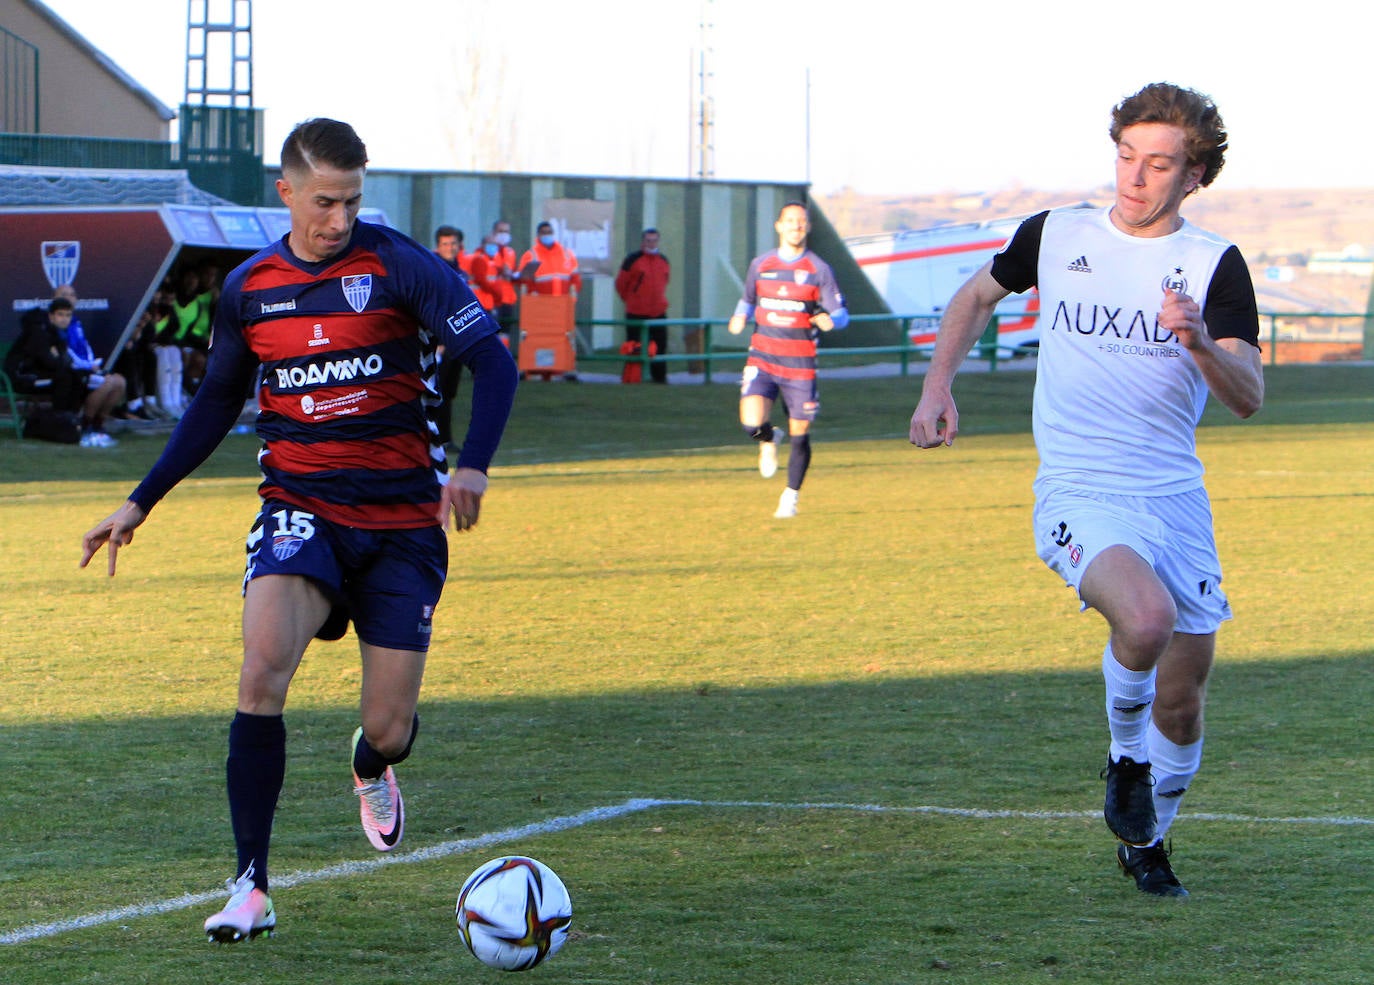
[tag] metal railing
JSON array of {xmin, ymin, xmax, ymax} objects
[
  {"xmin": 1259, "ymin": 311, "xmax": 1369, "ymax": 365},
  {"xmin": 571, "ymin": 312, "xmax": 1032, "ymax": 382},
  {"xmin": 567, "ymin": 309, "xmax": 1369, "ymax": 380}
]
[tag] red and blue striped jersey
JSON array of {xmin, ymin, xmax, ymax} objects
[
  {"xmin": 739, "ymin": 249, "xmax": 846, "ymax": 381},
  {"xmin": 208, "ymin": 220, "xmax": 502, "ymax": 529}
]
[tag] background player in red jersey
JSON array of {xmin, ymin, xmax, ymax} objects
[
  {"xmin": 728, "ymin": 201, "xmax": 849, "ymax": 518},
  {"xmin": 79, "ymin": 119, "xmax": 519, "ymax": 942}
]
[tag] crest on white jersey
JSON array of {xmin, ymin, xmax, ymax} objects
[
  {"xmin": 1161, "ymin": 267, "xmax": 1188, "ymax": 295},
  {"xmin": 342, "ymin": 274, "xmax": 372, "ymax": 313}
]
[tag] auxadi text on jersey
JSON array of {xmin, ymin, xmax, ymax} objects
[
  {"xmin": 275, "ymin": 352, "xmax": 385, "ymax": 389},
  {"xmin": 1047, "ymin": 300, "xmax": 1178, "ymax": 344}
]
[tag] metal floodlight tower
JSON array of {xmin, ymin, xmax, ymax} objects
[
  {"xmin": 184, "ymin": 0, "xmax": 253, "ymax": 108},
  {"xmin": 181, "ymin": 0, "xmax": 263, "ymax": 203}
]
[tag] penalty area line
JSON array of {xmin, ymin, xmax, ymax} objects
[{"xmin": 4, "ymin": 796, "xmax": 1370, "ymax": 944}]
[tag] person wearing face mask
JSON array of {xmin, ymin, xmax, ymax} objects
[
  {"xmin": 516, "ymin": 221, "xmax": 581, "ymax": 297},
  {"xmin": 486, "ymin": 220, "xmax": 519, "ymax": 335},
  {"xmin": 615, "ymin": 228, "xmax": 672, "ymax": 383},
  {"xmin": 467, "ymin": 235, "xmax": 502, "ymax": 314}
]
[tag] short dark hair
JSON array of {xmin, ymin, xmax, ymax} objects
[
  {"xmin": 777, "ymin": 200, "xmax": 809, "ymax": 219},
  {"xmin": 281, "ymin": 118, "xmax": 368, "ymax": 176},
  {"xmin": 537, "ymin": 221, "xmax": 554, "ymax": 235},
  {"xmin": 1110, "ymin": 83, "xmax": 1228, "ymax": 189},
  {"xmin": 48, "ymin": 297, "xmax": 74, "ymax": 314},
  {"xmin": 643, "ymin": 227, "xmax": 659, "ymax": 237},
  {"xmin": 435, "ymin": 224, "xmax": 461, "ymax": 242}
]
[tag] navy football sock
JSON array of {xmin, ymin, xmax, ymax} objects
[
  {"xmin": 787, "ymin": 434, "xmax": 811, "ymax": 490},
  {"xmin": 226, "ymin": 711, "xmax": 286, "ymax": 893},
  {"xmin": 353, "ymin": 712, "xmax": 420, "ymax": 778}
]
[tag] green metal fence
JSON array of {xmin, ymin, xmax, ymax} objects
[
  {"xmin": 567, "ymin": 313, "xmax": 1029, "ymax": 382},
  {"xmin": 0, "ymin": 132, "xmax": 173, "ymax": 169},
  {"xmin": 565, "ymin": 310, "xmax": 1370, "ymax": 381}
]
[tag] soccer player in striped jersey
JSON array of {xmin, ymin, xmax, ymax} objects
[
  {"xmin": 909, "ymin": 84, "xmax": 1264, "ymax": 897},
  {"xmin": 728, "ymin": 201, "xmax": 849, "ymax": 518},
  {"xmin": 80, "ymin": 118, "xmax": 519, "ymax": 941}
]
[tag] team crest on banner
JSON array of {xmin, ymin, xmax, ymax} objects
[
  {"xmin": 342, "ymin": 274, "xmax": 372, "ymax": 313},
  {"xmin": 272, "ymin": 534, "xmax": 305, "ymax": 562},
  {"xmin": 42, "ymin": 241, "xmax": 81, "ymax": 288}
]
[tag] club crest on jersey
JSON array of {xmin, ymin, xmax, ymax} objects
[
  {"xmin": 342, "ymin": 274, "xmax": 372, "ymax": 313},
  {"xmin": 42, "ymin": 241, "xmax": 80, "ymax": 288},
  {"xmin": 1162, "ymin": 267, "xmax": 1188, "ymax": 295},
  {"xmin": 271, "ymin": 534, "xmax": 305, "ymax": 562},
  {"xmin": 793, "ymin": 270, "xmax": 808, "ymax": 285}
]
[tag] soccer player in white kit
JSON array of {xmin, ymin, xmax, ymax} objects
[{"xmin": 909, "ymin": 83, "xmax": 1264, "ymax": 896}]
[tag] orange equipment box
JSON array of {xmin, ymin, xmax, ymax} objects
[{"xmin": 516, "ymin": 295, "xmax": 577, "ymax": 379}]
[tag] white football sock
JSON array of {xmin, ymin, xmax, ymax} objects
[
  {"xmin": 1147, "ymin": 720, "xmax": 1202, "ymax": 840},
  {"xmin": 1103, "ymin": 643, "xmax": 1156, "ymax": 763}
]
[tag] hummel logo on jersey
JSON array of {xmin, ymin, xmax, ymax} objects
[{"xmin": 1067, "ymin": 255, "xmax": 1092, "ymax": 273}]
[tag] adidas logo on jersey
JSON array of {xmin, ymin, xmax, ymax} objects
[{"xmin": 1067, "ymin": 255, "xmax": 1092, "ymax": 273}]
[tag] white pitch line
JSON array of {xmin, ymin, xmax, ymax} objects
[
  {"xmin": 5, "ymin": 796, "xmax": 1370, "ymax": 945},
  {"xmin": 0, "ymin": 799, "xmax": 662, "ymax": 947}
]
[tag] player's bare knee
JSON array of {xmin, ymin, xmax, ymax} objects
[
  {"xmin": 1152, "ymin": 700, "xmax": 1204, "ymax": 744},
  {"xmin": 361, "ymin": 711, "xmax": 419, "ymax": 761}
]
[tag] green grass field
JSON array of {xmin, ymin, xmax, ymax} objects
[{"xmin": 2, "ymin": 365, "xmax": 1372, "ymax": 983}]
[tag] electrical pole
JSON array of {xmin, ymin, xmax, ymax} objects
[{"xmin": 692, "ymin": 0, "xmax": 715, "ymax": 180}]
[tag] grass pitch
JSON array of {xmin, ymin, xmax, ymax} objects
[{"xmin": 1, "ymin": 364, "xmax": 1371, "ymax": 983}]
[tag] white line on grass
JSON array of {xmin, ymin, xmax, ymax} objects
[{"xmin": 5, "ymin": 796, "xmax": 1371, "ymax": 945}]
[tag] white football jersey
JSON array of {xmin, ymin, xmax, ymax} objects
[{"xmin": 992, "ymin": 206, "xmax": 1258, "ymax": 496}]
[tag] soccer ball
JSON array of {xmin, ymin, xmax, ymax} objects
[{"xmin": 456, "ymin": 855, "xmax": 572, "ymax": 971}]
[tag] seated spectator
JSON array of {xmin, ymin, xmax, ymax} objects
[
  {"xmin": 5, "ymin": 295, "xmax": 122, "ymax": 447},
  {"xmin": 52, "ymin": 285, "xmax": 127, "ymax": 446},
  {"xmin": 7, "ymin": 298, "xmax": 83, "ymax": 409}
]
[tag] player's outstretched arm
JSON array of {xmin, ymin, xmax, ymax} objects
[
  {"xmin": 80, "ymin": 500, "xmax": 148, "ymax": 577},
  {"xmin": 910, "ymin": 263, "xmax": 1009, "ymax": 448}
]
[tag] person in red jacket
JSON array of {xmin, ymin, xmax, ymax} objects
[
  {"xmin": 615, "ymin": 228, "xmax": 671, "ymax": 383},
  {"xmin": 516, "ymin": 221, "xmax": 581, "ymax": 296},
  {"xmin": 467, "ymin": 235, "xmax": 502, "ymax": 314},
  {"xmin": 485, "ymin": 219, "xmax": 519, "ymax": 335}
]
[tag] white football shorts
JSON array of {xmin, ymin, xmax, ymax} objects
[{"xmin": 1032, "ymin": 482, "xmax": 1232, "ymax": 634}]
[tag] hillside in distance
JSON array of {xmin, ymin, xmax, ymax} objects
[{"xmin": 815, "ymin": 186, "xmax": 1374, "ymax": 315}]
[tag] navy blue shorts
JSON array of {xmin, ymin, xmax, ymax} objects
[
  {"xmin": 243, "ymin": 500, "xmax": 448, "ymax": 652},
  {"xmin": 739, "ymin": 365, "xmax": 820, "ymax": 422}
]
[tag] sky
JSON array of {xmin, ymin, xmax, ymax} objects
[{"xmin": 38, "ymin": 0, "xmax": 1374, "ymax": 196}]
